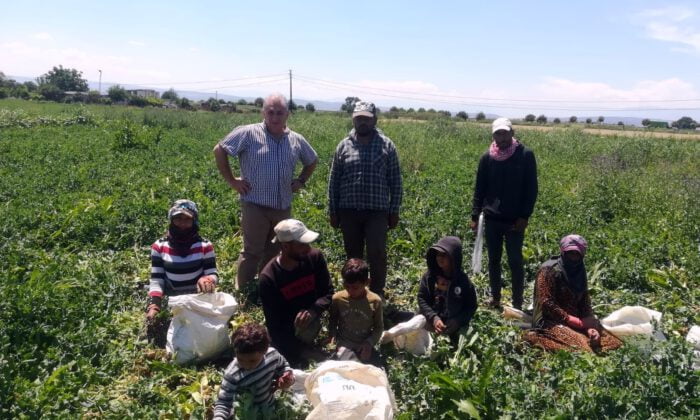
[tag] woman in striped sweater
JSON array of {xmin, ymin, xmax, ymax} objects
[{"xmin": 146, "ymin": 199, "xmax": 218, "ymax": 345}]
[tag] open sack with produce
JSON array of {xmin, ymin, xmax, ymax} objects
[{"xmin": 166, "ymin": 292, "xmax": 238, "ymax": 364}]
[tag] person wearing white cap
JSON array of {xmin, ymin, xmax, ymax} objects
[
  {"xmin": 258, "ymin": 219, "xmax": 334, "ymax": 367},
  {"xmin": 470, "ymin": 117, "xmax": 538, "ymax": 309},
  {"xmin": 328, "ymin": 101, "xmax": 403, "ymax": 297},
  {"xmin": 214, "ymin": 93, "xmax": 318, "ymax": 291}
]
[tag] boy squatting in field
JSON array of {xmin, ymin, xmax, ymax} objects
[
  {"xmin": 418, "ymin": 236, "xmax": 478, "ymax": 344},
  {"xmin": 146, "ymin": 199, "xmax": 218, "ymax": 346},
  {"xmin": 328, "ymin": 258, "xmax": 384, "ymax": 365},
  {"xmin": 213, "ymin": 323, "xmax": 294, "ymax": 420},
  {"xmin": 258, "ymin": 219, "xmax": 335, "ymax": 368}
]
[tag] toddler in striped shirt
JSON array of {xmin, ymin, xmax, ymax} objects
[{"xmin": 214, "ymin": 323, "xmax": 294, "ymax": 419}]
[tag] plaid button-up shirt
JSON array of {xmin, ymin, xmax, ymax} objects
[
  {"xmin": 328, "ymin": 128, "xmax": 403, "ymax": 214},
  {"xmin": 219, "ymin": 122, "xmax": 317, "ymax": 210}
]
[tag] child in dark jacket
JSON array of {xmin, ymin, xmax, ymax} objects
[{"xmin": 417, "ymin": 236, "xmax": 478, "ymax": 343}]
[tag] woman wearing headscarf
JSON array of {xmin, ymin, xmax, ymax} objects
[
  {"xmin": 524, "ymin": 234, "xmax": 622, "ymax": 353},
  {"xmin": 146, "ymin": 199, "xmax": 218, "ymax": 346}
]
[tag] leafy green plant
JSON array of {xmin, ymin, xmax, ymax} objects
[{"xmin": 1, "ymin": 101, "xmax": 698, "ymax": 418}]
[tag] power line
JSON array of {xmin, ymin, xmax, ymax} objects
[
  {"xmin": 126, "ymin": 73, "xmax": 288, "ymax": 88},
  {"xmin": 195, "ymin": 77, "xmax": 288, "ymax": 92},
  {"xmin": 295, "ymin": 73, "xmax": 700, "ymax": 105},
  {"xmin": 294, "ymin": 76, "xmax": 700, "ymax": 112}
]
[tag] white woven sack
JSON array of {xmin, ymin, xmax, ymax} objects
[
  {"xmin": 305, "ymin": 360, "xmax": 396, "ymax": 420},
  {"xmin": 166, "ymin": 292, "xmax": 238, "ymax": 364},
  {"xmin": 600, "ymin": 305, "xmax": 665, "ymax": 340},
  {"xmin": 380, "ymin": 314, "xmax": 433, "ymax": 356}
]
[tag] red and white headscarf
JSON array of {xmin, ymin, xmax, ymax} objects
[{"xmin": 489, "ymin": 138, "xmax": 520, "ymax": 161}]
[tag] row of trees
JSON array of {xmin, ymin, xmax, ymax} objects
[
  {"xmin": 0, "ymin": 66, "xmax": 94, "ymax": 102},
  {"xmin": 642, "ymin": 117, "xmax": 697, "ymax": 129},
  {"xmin": 340, "ymin": 97, "xmax": 486, "ymax": 120},
  {"xmin": 524, "ymin": 114, "xmax": 606, "ymax": 124},
  {"xmin": 1, "ymin": 66, "xmax": 319, "ymax": 113},
  {"xmin": 2, "ymin": 69, "xmax": 697, "ymax": 125},
  {"xmin": 339, "ymin": 98, "xmax": 697, "ymax": 129},
  {"xmin": 524, "ymin": 114, "xmax": 697, "ymax": 129}
]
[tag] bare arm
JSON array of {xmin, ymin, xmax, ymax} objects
[
  {"xmin": 292, "ymin": 160, "xmax": 318, "ymax": 192},
  {"xmin": 214, "ymin": 144, "xmax": 250, "ymax": 194},
  {"xmin": 299, "ymin": 160, "xmax": 317, "ymax": 182}
]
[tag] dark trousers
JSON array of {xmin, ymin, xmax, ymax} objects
[
  {"xmin": 485, "ymin": 219, "xmax": 525, "ymax": 308},
  {"xmin": 338, "ymin": 209, "xmax": 388, "ymax": 296}
]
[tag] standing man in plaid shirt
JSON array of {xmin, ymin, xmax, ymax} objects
[
  {"xmin": 328, "ymin": 101, "xmax": 403, "ymax": 297},
  {"xmin": 214, "ymin": 93, "xmax": 318, "ymax": 291}
]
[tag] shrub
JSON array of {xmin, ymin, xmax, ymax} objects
[
  {"xmin": 108, "ymin": 85, "xmax": 128, "ymax": 103},
  {"xmin": 112, "ymin": 120, "xmax": 142, "ymax": 150},
  {"xmin": 128, "ymin": 96, "xmax": 148, "ymax": 107},
  {"xmin": 39, "ymin": 84, "xmax": 64, "ymax": 101}
]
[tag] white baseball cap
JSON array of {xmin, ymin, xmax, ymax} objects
[
  {"xmin": 492, "ymin": 117, "xmax": 513, "ymax": 133},
  {"xmin": 271, "ymin": 219, "xmax": 319, "ymax": 243}
]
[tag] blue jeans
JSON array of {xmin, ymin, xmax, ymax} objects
[{"xmin": 485, "ymin": 219, "xmax": 525, "ymax": 308}]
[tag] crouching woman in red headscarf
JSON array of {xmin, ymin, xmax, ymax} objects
[{"xmin": 524, "ymin": 235, "xmax": 622, "ymax": 353}]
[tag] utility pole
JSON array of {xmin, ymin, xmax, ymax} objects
[
  {"xmin": 289, "ymin": 69, "xmax": 293, "ymax": 110},
  {"xmin": 98, "ymin": 69, "xmax": 102, "ymax": 95},
  {"xmin": 215, "ymin": 90, "xmax": 218, "ymax": 101}
]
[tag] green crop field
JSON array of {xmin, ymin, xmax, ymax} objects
[{"xmin": 1, "ymin": 99, "xmax": 699, "ymax": 419}]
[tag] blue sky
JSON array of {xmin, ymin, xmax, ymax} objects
[{"xmin": 2, "ymin": 0, "xmax": 700, "ymax": 120}]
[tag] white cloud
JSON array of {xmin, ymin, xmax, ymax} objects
[
  {"xmin": 128, "ymin": 40, "xmax": 146, "ymax": 47},
  {"xmin": 33, "ymin": 32, "xmax": 53, "ymax": 41},
  {"xmin": 528, "ymin": 77, "xmax": 700, "ymax": 117},
  {"xmin": 0, "ymin": 41, "xmax": 150, "ymax": 82},
  {"xmin": 636, "ymin": 6, "xmax": 700, "ymax": 53},
  {"xmin": 188, "ymin": 47, "xmax": 199, "ymax": 52},
  {"xmin": 637, "ymin": 6, "xmax": 695, "ymax": 22},
  {"xmin": 291, "ymin": 75, "xmax": 700, "ymax": 116}
]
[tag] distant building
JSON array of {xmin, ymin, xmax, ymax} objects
[{"xmin": 126, "ymin": 89, "xmax": 159, "ymax": 99}]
